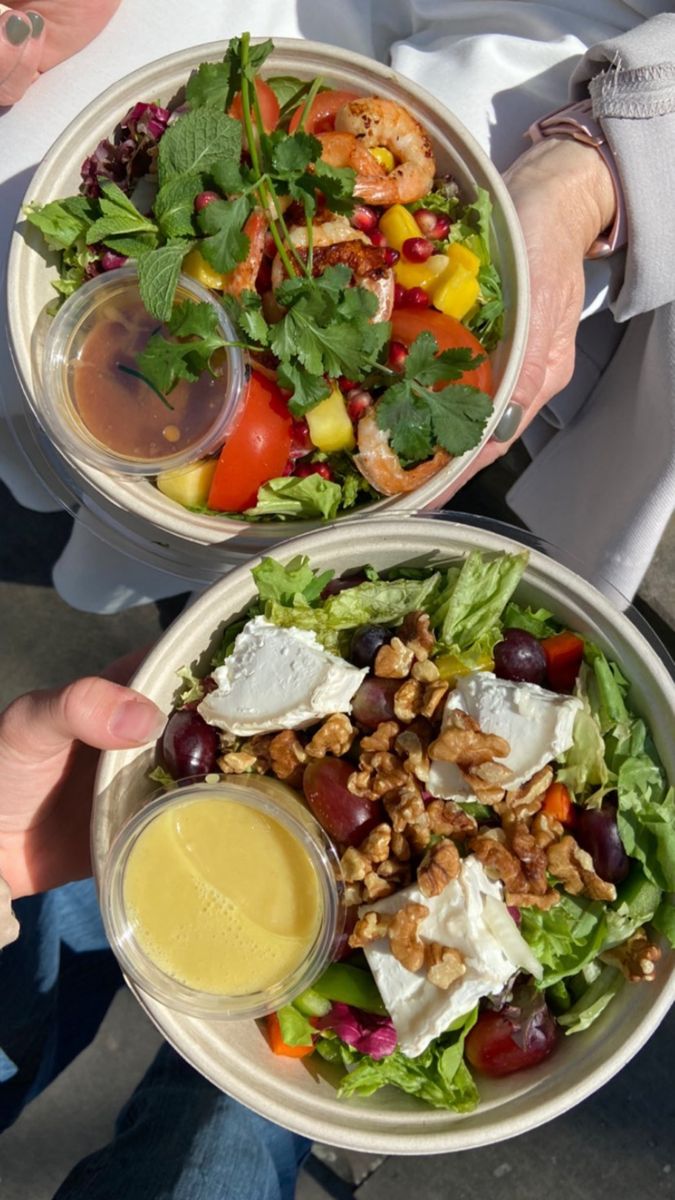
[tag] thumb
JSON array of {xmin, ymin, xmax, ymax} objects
[{"xmin": 0, "ymin": 677, "xmax": 166, "ymax": 765}]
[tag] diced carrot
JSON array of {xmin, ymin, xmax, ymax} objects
[
  {"xmin": 266, "ymin": 1012, "xmax": 316, "ymax": 1058},
  {"xmin": 542, "ymin": 782, "xmax": 574, "ymax": 825},
  {"xmin": 541, "ymin": 631, "xmax": 584, "ymax": 693}
]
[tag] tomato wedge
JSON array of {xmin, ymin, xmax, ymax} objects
[
  {"xmin": 288, "ymin": 88, "xmax": 359, "ymax": 134},
  {"xmin": 230, "ymin": 79, "xmax": 280, "ymax": 133},
  {"xmin": 207, "ymin": 371, "xmax": 292, "ymax": 512},
  {"xmin": 391, "ymin": 309, "xmax": 493, "ymax": 395}
]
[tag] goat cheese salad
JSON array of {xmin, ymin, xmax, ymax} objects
[
  {"xmin": 24, "ymin": 32, "xmax": 502, "ymax": 521},
  {"xmin": 153, "ymin": 549, "xmax": 674, "ymax": 1112}
]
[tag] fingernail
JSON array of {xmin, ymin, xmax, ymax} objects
[
  {"xmin": 27, "ymin": 11, "xmax": 45, "ymax": 37},
  {"xmin": 108, "ymin": 699, "xmax": 166, "ymax": 743},
  {"xmin": 4, "ymin": 14, "xmax": 31, "ymax": 45}
]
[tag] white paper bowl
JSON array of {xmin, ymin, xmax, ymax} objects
[
  {"xmin": 8, "ymin": 39, "xmax": 528, "ymax": 578},
  {"xmin": 93, "ymin": 517, "xmax": 674, "ymax": 1154}
]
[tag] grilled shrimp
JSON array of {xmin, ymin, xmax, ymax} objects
[
  {"xmin": 335, "ymin": 97, "xmax": 436, "ymax": 205},
  {"xmin": 271, "ymin": 217, "xmax": 394, "ymax": 322},
  {"xmin": 317, "ymin": 131, "xmax": 386, "ymax": 179},
  {"xmin": 221, "ymin": 210, "xmax": 267, "ymax": 297},
  {"xmin": 354, "ymin": 410, "xmax": 449, "ymax": 495}
]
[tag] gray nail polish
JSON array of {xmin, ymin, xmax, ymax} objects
[
  {"xmin": 492, "ymin": 402, "xmax": 523, "ymax": 443},
  {"xmin": 4, "ymin": 14, "xmax": 31, "ymax": 45},
  {"xmin": 27, "ymin": 11, "xmax": 45, "ymax": 37}
]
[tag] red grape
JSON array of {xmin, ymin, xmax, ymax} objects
[
  {"xmin": 575, "ymin": 797, "xmax": 630, "ymax": 883},
  {"xmin": 466, "ymin": 1007, "xmax": 558, "ymax": 1078},
  {"xmin": 350, "ymin": 624, "xmax": 391, "ymax": 668},
  {"xmin": 303, "ymin": 758, "xmax": 383, "ymax": 845},
  {"xmin": 351, "ymin": 677, "xmax": 400, "ymax": 728},
  {"xmin": 161, "ymin": 709, "xmax": 219, "ymax": 779},
  {"xmin": 493, "ymin": 629, "xmax": 547, "ymax": 685}
]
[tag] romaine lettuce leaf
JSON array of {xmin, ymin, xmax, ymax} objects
[
  {"xmin": 434, "ymin": 550, "xmax": 528, "ymax": 654},
  {"xmin": 603, "ymin": 864, "xmax": 662, "ymax": 950},
  {"xmin": 277, "ymin": 1005, "xmax": 314, "ymax": 1047},
  {"xmin": 652, "ymin": 897, "xmax": 675, "ymax": 948},
  {"xmin": 556, "ymin": 964, "xmax": 623, "ymax": 1035},
  {"xmin": 556, "ymin": 666, "xmax": 610, "ymax": 799},
  {"xmin": 266, "ymin": 573, "xmax": 441, "ymax": 651},
  {"xmin": 332, "ymin": 1007, "xmax": 479, "ymax": 1112},
  {"xmin": 520, "ymin": 892, "xmax": 607, "ymax": 987},
  {"xmin": 501, "ymin": 602, "xmax": 560, "ymax": 639},
  {"xmin": 252, "ymin": 554, "xmax": 334, "ymax": 606}
]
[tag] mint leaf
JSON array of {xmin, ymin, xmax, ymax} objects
[
  {"xmin": 154, "ymin": 174, "xmax": 202, "ymax": 239},
  {"xmin": 100, "ymin": 232, "xmax": 157, "ymax": 257},
  {"xmin": 86, "ymin": 181, "xmax": 157, "ymax": 244},
  {"xmin": 186, "ymin": 59, "xmax": 232, "ymax": 109},
  {"xmin": 377, "ymin": 382, "xmax": 434, "ymax": 462},
  {"xmin": 137, "ymin": 242, "xmax": 191, "ymax": 321},
  {"xmin": 197, "ymin": 194, "xmax": 251, "ymax": 274},
  {"xmin": 211, "ymin": 159, "xmax": 247, "ymax": 194},
  {"xmin": 426, "ymin": 384, "xmax": 492, "ymax": 456},
  {"xmin": 158, "ymin": 108, "xmax": 242, "ymax": 185}
]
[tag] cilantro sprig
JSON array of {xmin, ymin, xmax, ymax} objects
[
  {"xmin": 374, "ymin": 332, "xmax": 493, "ymax": 461},
  {"xmin": 134, "ymin": 300, "xmax": 234, "ymax": 398}
]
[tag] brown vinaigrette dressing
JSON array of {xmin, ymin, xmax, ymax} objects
[{"xmin": 71, "ymin": 298, "xmax": 226, "ymax": 461}]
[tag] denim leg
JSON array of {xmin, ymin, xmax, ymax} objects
[
  {"xmin": 53, "ymin": 1042, "xmax": 310, "ymax": 1200},
  {"xmin": 0, "ymin": 879, "xmax": 123, "ymax": 1132}
]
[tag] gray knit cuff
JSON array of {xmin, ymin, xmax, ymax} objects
[{"xmin": 589, "ymin": 60, "xmax": 675, "ymax": 120}]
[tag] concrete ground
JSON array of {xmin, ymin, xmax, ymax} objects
[{"xmin": 0, "ymin": 476, "xmax": 673, "ymax": 1199}]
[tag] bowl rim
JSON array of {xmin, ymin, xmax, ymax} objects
[
  {"xmin": 92, "ymin": 516, "xmax": 675, "ymax": 1153},
  {"xmin": 7, "ymin": 36, "xmax": 529, "ymax": 553}
]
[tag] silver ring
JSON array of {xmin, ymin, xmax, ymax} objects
[{"xmin": 492, "ymin": 402, "xmax": 524, "ymax": 443}]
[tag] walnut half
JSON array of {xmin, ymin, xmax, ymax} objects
[
  {"xmin": 388, "ymin": 901, "xmax": 429, "ymax": 972},
  {"xmin": 547, "ymin": 835, "xmax": 617, "ymax": 903},
  {"xmin": 417, "ymin": 839, "xmax": 460, "ymax": 898},
  {"xmin": 425, "ymin": 943, "xmax": 466, "ymax": 990},
  {"xmin": 601, "ymin": 927, "xmax": 662, "ymax": 981}
]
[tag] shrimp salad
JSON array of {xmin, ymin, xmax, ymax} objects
[
  {"xmin": 25, "ymin": 33, "xmax": 504, "ymax": 521},
  {"xmin": 154, "ymin": 550, "xmax": 675, "ymax": 1112}
]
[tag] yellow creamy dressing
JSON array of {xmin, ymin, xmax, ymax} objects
[{"xmin": 122, "ymin": 796, "xmax": 322, "ymax": 995}]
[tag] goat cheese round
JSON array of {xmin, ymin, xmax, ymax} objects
[
  {"xmin": 360, "ymin": 856, "xmax": 540, "ymax": 1058},
  {"xmin": 197, "ymin": 616, "xmax": 367, "ymax": 736},
  {"xmin": 428, "ymin": 671, "xmax": 582, "ymax": 801}
]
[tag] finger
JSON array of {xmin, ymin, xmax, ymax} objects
[
  {"xmin": 0, "ymin": 8, "xmax": 43, "ymax": 105},
  {"xmin": 0, "ymin": 677, "xmax": 166, "ymax": 765}
]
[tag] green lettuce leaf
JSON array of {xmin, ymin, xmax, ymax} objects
[
  {"xmin": 335, "ymin": 1008, "xmax": 479, "ymax": 1112},
  {"xmin": 244, "ymin": 474, "xmax": 343, "ymax": 521},
  {"xmin": 520, "ymin": 892, "xmax": 607, "ymax": 987},
  {"xmin": 434, "ymin": 550, "xmax": 528, "ymax": 653},
  {"xmin": 556, "ymin": 666, "xmax": 610, "ymax": 799},
  {"xmin": 502, "ymin": 602, "xmax": 560, "ymax": 639},
  {"xmin": 603, "ymin": 864, "xmax": 662, "ymax": 950},
  {"xmin": 175, "ymin": 665, "xmax": 206, "ymax": 706},
  {"xmin": 652, "ymin": 897, "xmax": 675, "ymax": 948},
  {"xmin": 556, "ymin": 964, "xmax": 623, "ymax": 1035},
  {"xmin": 251, "ymin": 554, "xmax": 334, "ymax": 607}
]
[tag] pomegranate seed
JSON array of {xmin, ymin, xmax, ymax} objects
[
  {"xmin": 369, "ymin": 229, "xmax": 386, "ymax": 247},
  {"xmin": 346, "ymin": 389, "xmax": 372, "ymax": 423},
  {"xmin": 403, "ymin": 286, "xmax": 429, "ymax": 308},
  {"xmin": 388, "ymin": 341, "xmax": 409, "ymax": 371},
  {"xmin": 351, "ymin": 205, "xmax": 378, "ymax": 234},
  {"xmin": 263, "ymin": 230, "xmax": 277, "ymax": 258},
  {"xmin": 402, "ymin": 236, "xmax": 434, "ymax": 263},
  {"xmin": 393, "ymin": 283, "xmax": 407, "ymax": 308},
  {"xmin": 295, "ymin": 462, "xmax": 333, "ymax": 480},
  {"xmin": 194, "ymin": 190, "xmax": 220, "ymax": 212},
  {"xmin": 338, "ymin": 376, "xmax": 358, "ymax": 393},
  {"xmin": 289, "ymin": 418, "xmax": 312, "ymax": 459},
  {"xmin": 432, "ymin": 213, "xmax": 451, "ymax": 240},
  {"xmin": 383, "ymin": 247, "xmax": 400, "ymax": 267},
  {"xmin": 414, "ymin": 208, "xmax": 438, "ymax": 236}
]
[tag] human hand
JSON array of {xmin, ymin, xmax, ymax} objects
[
  {"xmin": 0, "ymin": 0, "xmax": 121, "ymax": 106},
  {"xmin": 0, "ymin": 658, "xmax": 165, "ymax": 898},
  {"xmin": 452, "ymin": 136, "xmax": 617, "ymax": 489}
]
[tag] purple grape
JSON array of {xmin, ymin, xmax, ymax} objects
[
  {"xmin": 576, "ymin": 797, "xmax": 630, "ymax": 884},
  {"xmin": 494, "ymin": 629, "xmax": 547, "ymax": 685},
  {"xmin": 161, "ymin": 709, "xmax": 219, "ymax": 779},
  {"xmin": 321, "ymin": 572, "xmax": 367, "ymax": 598},
  {"xmin": 350, "ymin": 624, "xmax": 391, "ymax": 668},
  {"xmin": 351, "ymin": 677, "xmax": 400, "ymax": 729}
]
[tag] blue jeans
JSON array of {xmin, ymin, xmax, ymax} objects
[{"xmin": 0, "ymin": 880, "xmax": 309, "ymax": 1199}]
